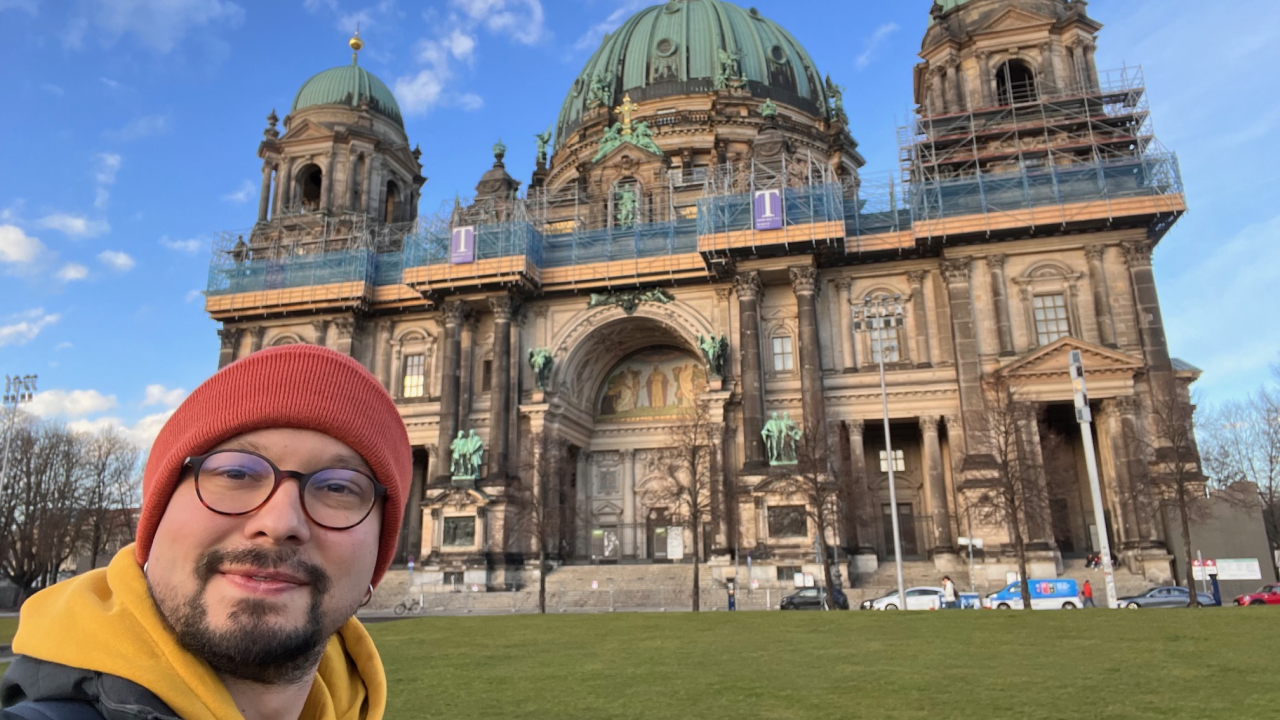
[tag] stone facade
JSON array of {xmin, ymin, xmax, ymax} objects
[{"xmin": 206, "ymin": 0, "xmax": 1213, "ymax": 590}]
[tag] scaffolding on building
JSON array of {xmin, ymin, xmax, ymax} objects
[{"xmin": 900, "ymin": 65, "xmax": 1185, "ymax": 238}]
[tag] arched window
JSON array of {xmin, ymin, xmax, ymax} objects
[
  {"xmin": 298, "ymin": 164, "xmax": 323, "ymax": 211},
  {"xmin": 385, "ymin": 179, "xmax": 400, "ymax": 223},
  {"xmin": 996, "ymin": 60, "xmax": 1037, "ymax": 105}
]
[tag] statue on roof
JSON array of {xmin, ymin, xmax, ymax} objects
[
  {"xmin": 716, "ymin": 48, "xmax": 744, "ymax": 90},
  {"xmin": 492, "ymin": 139, "xmax": 507, "ymax": 163},
  {"xmin": 593, "ymin": 122, "xmax": 624, "ymax": 161},
  {"xmin": 534, "ymin": 126, "xmax": 553, "ymax": 166},
  {"xmin": 630, "ymin": 121, "xmax": 661, "ymax": 155},
  {"xmin": 760, "ymin": 99, "xmax": 778, "ymax": 119},
  {"xmin": 615, "ymin": 185, "xmax": 637, "ymax": 228},
  {"xmin": 587, "ymin": 70, "xmax": 613, "ymax": 109},
  {"xmin": 825, "ymin": 76, "xmax": 847, "ymax": 123}
]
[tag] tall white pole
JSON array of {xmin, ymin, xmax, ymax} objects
[
  {"xmin": 1069, "ymin": 353, "xmax": 1116, "ymax": 609},
  {"xmin": 879, "ymin": 347, "xmax": 907, "ymax": 610}
]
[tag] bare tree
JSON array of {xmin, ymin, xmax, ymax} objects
[
  {"xmin": 1200, "ymin": 388, "xmax": 1280, "ymax": 576},
  {"xmin": 967, "ymin": 377, "xmax": 1056, "ymax": 610},
  {"xmin": 644, "ymin": 399, "xmax": 720, "ymax": 611},
  {"xmin": 778, "ymin": 429, "xmax": 845, "ymax": 607},
  {"xmin": 506, "ymin": 432, "xmax": 579, "ymax": 614},
  {"xmin": 1140, "ymin": 373, "xmax": 1210, "ymax": 607},
  {"xmin": 77, "ymin": 429, "xmax": 143, "ymax": 569}
]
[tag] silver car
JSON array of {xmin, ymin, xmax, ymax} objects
[
  {"xmin": 1118, "ymin": 586, "xmax": 1215, "ymax": 608},
  {"xmin": 860, "ymin": 586, "xmax": 944, "ymax": 611}
]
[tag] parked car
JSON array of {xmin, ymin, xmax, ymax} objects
[
  {"xmin": 860, "ymin": 587, "xmax": 944, "ymax": 611},
  {"xmin": 1234, "ymin": 583, "xmax": 1280, "ymax": 606},
  {"xmin": 1117, "ymin": 586, "xmax": 1216, "ymax": 608},
  {"xmin": 780, "ymin": 587, "xmax": 849, "ymax": 610},
  {"xmin": 982, "ymin": 579, "xmax": 1079, "ymax": 610}
]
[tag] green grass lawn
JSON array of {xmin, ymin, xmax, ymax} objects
[
  {"xmin": 0, "ymin": 617, "xmax": 16, "ymax": 645},
  {"xmin": 368, "ymin": 610, "xmax": 1274, "ymax": 720}
]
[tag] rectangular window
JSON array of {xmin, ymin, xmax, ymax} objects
[
  {"xmin": 402, "ymin": 354, "xmax": 426, "ymax": 398},
  {"xmin": 442, "ymin": 516, "xmax": 476, "ymax": 547},
  {"xmin": 879, "ymin": 449, "xmax": 906, "ymax": 473},
  {"xmin": 767, "ymin": 505, "xmax": 807, "ymax": 538},
  {"xmin": 772, "ymin": 336, "xmax": 794, "ymax": 372},
  {"xmin": 481, "ymin": 359, "xmax": 493, "ymax": 393},
  {"xmin": 596, "ymin": 470, "xmax": 618, "ymax": 494},
  {"xmin": 443, "ymin": 571, "xmax": 464, "ymax": 587},
  {"xmin": 1033, "ymin": 294, "xmax": 1071, "ymax": 345},
  {"xmin": 870, "ymin": 324, "xmax": 900, "ymax": 363},
  {"xmin": 776, "ymin": 565, "xmax": 803, "ymax": 582}
]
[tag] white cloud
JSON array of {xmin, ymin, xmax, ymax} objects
[
  {"xmin": 856, "ymin": 22, "xmax": 899, "ymax": 71},
  {"xmin": 100, "ymin": 77, "xmax": 121, "ymax": 89},
  {"xmin": 141, "ymin": 384, "xmax": 187, "ymax": 409},
  {"xmin": 445, "ymin": 28, "xmax": 476, "ymax": 62},
  {"xmin": 0, "ymin": 309, "xmax": 60, "ymax": 347},
  {"xmin": 92, "ymin": 152, "xmax": 122, "ymax": 209},
  {"xmin": 0, "ymin": 225, "xmax": 46, "ymax": 264},
  {"xmin": 55, "ymin": 341, "xmax": 74, "ymax": 351},
  {"xmin": 37, "ymin": 213, "xmax": 109, "ymax": 239},
  {"xmin": 29, "ymin": 389, "xmax": 118, "ymax": 419},
  {"xmin": 451, "ymin": 0, "xmax": 544, "ymax": 45},
  {"xmin": 106, "ymin": 113, "xmax": 171, "ymax": 141},
  {"xmin": 574, "ymin": 0, "xmax": 646, "ymax": 51},
  {"xmin": 98, "ymin": 250, "xmax": 135, "ymax": 271},
  {"xmin": 56, "ymin": 263, "xmax": 89, "ymax": 282},
  {"xmin": 161, "ymin": 236, "xmax": 203, "ymax": 253},
  {"xmin": 395, "ymin": 68, "xmax": 446, "ymax": 115},
  {"xmin": 221, "ymin": 179, "xmax": 254, "ymax": 203},
  {"xmin": 0, "ymin": 0, "xmax": 38, "ymax": 14},
  {"xmin": 68, "ymin": 409, "xmax": 174, "ymax": 446},
  {"xmin": 184, "ymin": 289, "xmax": 203, "ymax": 302},
  {"xmin": 456, "ymin": 93, "xmax": 483, "ymax": 111},
  {"xmin": 42, "ymin": 83, "xmax": 64, "ymax": 96},
  {"xmin": 64, "ymin": 0, "xmax": 244, "ymax": 53}
]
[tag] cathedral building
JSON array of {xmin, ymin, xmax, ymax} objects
[{"xmin": 206, "ymin": 0, "xmax": 1198, "ymax": 590}]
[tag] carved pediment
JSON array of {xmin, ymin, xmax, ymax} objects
[
  {"xmin": 592, "ymin": 141, "xmax": 664, "ymax": 171},
  {"xmin": 592, "ymin": 500, "xmax": 623, "ymax": 516},
  {"xmin": 1000, "ymin": 337, "xmax": 1145, "ymax": 379},
  {"xmin": 973, "ymin": 7, "xmax": 1055, "ymax": 36},
  {"xmin": 280, "ymin": 118, "xmax": 337, "ymax": 143}
]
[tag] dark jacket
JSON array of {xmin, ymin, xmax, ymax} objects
[{"xmin": 1, "ymin": 657, "xmax": 180, "ymax": 720}]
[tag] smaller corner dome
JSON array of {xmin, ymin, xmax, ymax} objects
[{"xmin": 291, "ymin": 63, "xmax": 404, "ymax": 127}]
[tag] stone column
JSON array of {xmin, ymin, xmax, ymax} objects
[
  {"xmin": 397, "ymin": 449, "xmax": 428, "ymax": 563},
  {"xmin": 311, "ymin": 319, "xmax": 330, "ymax": 349},
  {"xmin": 976, "ymin": 51, "xmax": 992, "ymax": 106},
  {"xmin": 274, "ymin": 158, "xmax": 294, "ymax": 216},
  {"xmin": 920, "ymin": 416, "xmax": 954, "ymax": 553},
  {"xmin": 929, "ymin": 68, "xmax": 946, "ymax": 115},
  {"xmin": 1120, "ymin": 241, "xmax": 1172, "ymax": 371},
  {"xmin": 332, "ymin": 318, "xmax": 355, "ymax": 357},
  {"xmin": 622, "ymin": 449, "xmax": 636, "ymax": 558},
  {"xmin": 365, "ymin": 156, "xmax": 381, "ymax": 216},
  {"xmin": 1082, "ymin": 41, "xmax": 1099, "ymax": 91},
  {"xmin": 1084, "ymin": 245, "xmax": 1118, "ymax": 347},
  {"xmin": 437, "ymin": 300, "xmax": 468, "ymax": 481},
  {"xmin": 941, "ymin": 259, "xmax": 988, "ymax": 449},
  {"xmin": 946, "ymin": 61, "xmax": 964, "ymax": 111},
  {"xmin": 247, "ymin": 326, "xmax": 266, "ymax": 354},
  {"xmin": 1110, "ymin": 395, "xmax": 1156, "ymax": 546},
  {"xmin": 1070, "ymin": 43, "xmax": 1087, "ymax": 92},
  {"xmin": 322, "ymin": 152, "xmax": 336, "ymax": 213},
  {"xmin": 845, "ymin": 420, "xmax": 877, "ymax": 556},
  {"xmin": 217, "ymin": 327, "xmax": 241, "ymax": 369},
  {"xmin": 257, "ymin": 165, "xmax": 273, "ymax": 223},
  {"xmin": 1038, "ymin": 42, "xmax": 1058, "ymax": 94},
  {"xmin": 735, "ymin": 272, "xmax": 767, "ymax": 467},
  {"xmin": 487, "ymin": 294, "xmax": 517, "ymax": 479},
  {"xmin": 907, "ymin": 271, "xmax": 934, "ymax": 368},
  {"xmin": 987, "ymin": 254, "xmax": 1015, "ymax": 356},
  {"xmin": 1017, "ymin": 406, "xmax": 1054, "ymax": 548},
  {"xmin": 373, "ymin": 320, "xmax": 393, "ymax": 391},
  {"xmin": 836, "ymin": 279, "xmax": 857, "ymax": 372},
  {"xmin": 459, "ymin": 318, "xmax": 476, "ymax": 431},
  {"xmin": 790, "ymin": 266, "xmax": 827, "ymax": 460},
  {"xmin": 346, "ymin": 152, "xmax": 360, "ymax": 212}
]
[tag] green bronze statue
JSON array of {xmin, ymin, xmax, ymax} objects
[
  {"xmin": 615, "ymin": 186, "xmax": 637, "ymax": 228},
  {"xmin": 449, "ymin": 429, "xmax": 485, "ymax": 480},
  {"xmin": 529, "ymin": 347, "xmax": 554, "ymax": 391},
  {"xmin": 761, "ymin": 411, "xmax": 802, "ymax": 465},
  {"xmin": 534, "ymin": 127, "xmax": 552, "ymax": 166},
  {"xmin": 697, "ymin": 333, "xmax": 729, "ymax": 378}
]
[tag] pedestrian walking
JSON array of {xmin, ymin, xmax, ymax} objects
[
  {"xmin": 1082, "ymin": 579, "xmax": 1096, "ymax": 608},
  {"xmin": 941, "ymin": 576, "xmax": 958, "ymax": 609},
  {"xmin": 1, "ymin": 345, "xmax": 412, "ymax": 720}
]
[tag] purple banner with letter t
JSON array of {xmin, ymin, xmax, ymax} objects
[
  {"xmin": 753, "ymin": 189, "xmax": 783, "ymax": 230},
  {"xmin": 451, "ymin": 226, "xmax": 476, "ymax": 264}
]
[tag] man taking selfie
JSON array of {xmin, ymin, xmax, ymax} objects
[{"xmin": 1, "ymin": 345, "xmax": 412, "ymax": 720}]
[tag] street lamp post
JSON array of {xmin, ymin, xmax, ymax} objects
[
  {"xmin": 1, "ymin": 374, "xmax": 38, "ymax": 496},
  {"xmin": 851, "ymin": 295, "xmax": 907, "ymax": 610}
]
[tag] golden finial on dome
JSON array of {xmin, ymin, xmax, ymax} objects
[{"xmin": 349, "ymin": 24, "xmax": 363, "ymax": 64}]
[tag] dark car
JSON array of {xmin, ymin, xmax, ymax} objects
[
  {"xmin": 780, "ymin": 587, "xmax": 849, "ymax": 610},
  {"xmin": 1118, "ymin": 586, "xmax": 1216, "ymax": 608},
  {"xmin": 1234, "ymin": 583, "xmax": 1280, "ymax": 606}
]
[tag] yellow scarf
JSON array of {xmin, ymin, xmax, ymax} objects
[{"xmin": 12, "ymin": 545, "xmax": 386, "ymax": 720}]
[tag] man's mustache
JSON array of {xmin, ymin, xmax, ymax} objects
[{"xmin": 194, "ymin": 546, "xmax": 332, "ymax": 596}]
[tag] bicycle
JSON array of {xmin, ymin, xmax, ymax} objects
[{"xmin": 393, "ymin": 596, "xmax": 424, "ymax": 616}]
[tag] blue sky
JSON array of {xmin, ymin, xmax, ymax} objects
[{"xmin": 1, "ymin": 0, "xmax": 1277, "ymax": 442}]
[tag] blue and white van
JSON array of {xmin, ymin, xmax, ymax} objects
[{"xmin": 982, "ymin": 579, "xmax": 1080, "ymax": 610}]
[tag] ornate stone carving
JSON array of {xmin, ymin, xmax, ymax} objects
[
  {"xmin": 985, "ymin": 254, "xmax": 1007, "ymax": 271},
  {"xmin": 1083, "ymin": 244, "xmax": 1106, "ymax": 262},
  {"xmin": 734, "ymin": 271, "xmax": 763, "ymax": 301},
  {"xmin": 333, "ymin": 319, "xmax": 355, "ymax": 341},
  {"xmin": 1120, "ymin": 240, "xmax": 1153, "ymax": 268},
  {"xmin": 310, "ymin": 319, "xmax": 330, "ymax": 344},
  {"xmin": 919, "ymin": 416, "xmax": 940, "ymax": 435},
  {"xmin": 587, "ymin": 287, "xmax": 674, "ymax": 315},
  {"xmin": 940, "ymin": 258, "xmax": 973, "ymax": 285},
  {"xmin": 217, "ymin": 327, "xmax": 241, "ymax": 350},
  {"xmin": 788, "ymin": 266, "xmax": 818, "ymax": 295},
  {"xmin": 906, "ymin": 270, "xmax": 928, "ymax": 288},
  {"xmin": 845, "ymin": 418, "xmax": 864, "ymax": 438},
  {"xmin": 714, "ymin": 286, "xmax": 733, "ymax": 302},
  {"xmin": 488, "ymin": 294, "xmax": 518, "ymax": 322},
  {"xmin": 441, "ymin": 300, "xmax": 469, "ymax": 326}
]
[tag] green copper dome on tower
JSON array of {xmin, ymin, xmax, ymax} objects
[
  {"xmin": 291, "ymin": 32, "xmax": 403, "ymax": 127},
  {"xmin": 555, "ymin": 0, "xmax": 831, "ymax": 150}
]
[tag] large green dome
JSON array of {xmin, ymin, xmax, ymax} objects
[
  {"xmin": 555, "ymin": 0, "xmax": 831, "ymax": 150},
  {"xmin": 291, "ymin": 61, "xmax": 403, "ymax": 127}
]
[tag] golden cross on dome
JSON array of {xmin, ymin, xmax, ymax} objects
[
  {"xmin": 615, "ymin": 94, "xmax": 639, "ymax": 136},
  {"xmin": 349, "ymin": 24, "xmax": 364, "ymax": 64}
]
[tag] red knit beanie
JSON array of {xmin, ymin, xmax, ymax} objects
[{"xmin": 136, "ymin": 344, "xmax": 412, "ymax": 587}]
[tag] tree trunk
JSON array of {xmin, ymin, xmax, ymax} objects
[
  {"xmin": 538, "ymin": 546, "xmax": 548, "ymax": 614},
  {"xmin": 691, "ymin": 521, "xmax": 700, "ymax": 612},
  {"xmin": 1013, "ymin": 511, "xmax": 1032, "ymax": 610},
  {"xmin": 1178, "ymin": 485, "xmax": 1200, "ymax": 608}
]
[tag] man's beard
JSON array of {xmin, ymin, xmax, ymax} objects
[{"xmin": 151, "ymin": 546, "xmax": 339, "ymax": 685}]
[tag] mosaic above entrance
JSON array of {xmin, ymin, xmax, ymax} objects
[{"xmin": 597, "ymin": 347, "xmax": 706, "ymax": 422}]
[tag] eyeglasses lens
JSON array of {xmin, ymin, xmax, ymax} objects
[
  {"xmin": 197, "ymin": 451, "xmax": 275, "ymax": 514},
  {"xmin": 305, "ymin": 468, "xmax": 377, "ymax": 528}
]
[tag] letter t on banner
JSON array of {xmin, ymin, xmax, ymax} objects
[
  {"xmin": 451, "ymin": 226, "xmax": 476, "ymax": 264},
  {"xmin": 753, "ymin": 189, "xmax": 783, "ymax": 230}
]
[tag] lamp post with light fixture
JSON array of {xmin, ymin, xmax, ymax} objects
[{"xmin": 1, "ymin": 374, "xmax": 38, "ymax": 497}]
